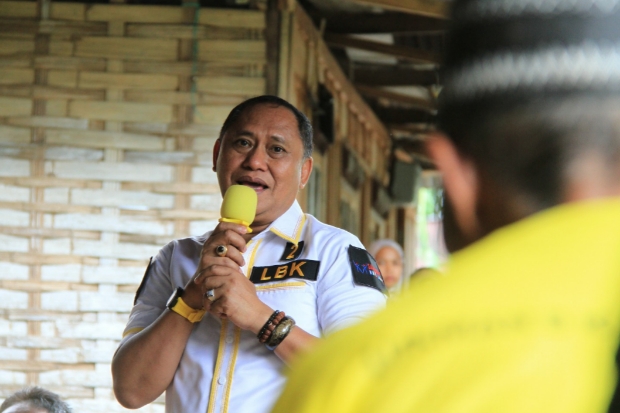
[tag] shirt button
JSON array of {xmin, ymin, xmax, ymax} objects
[
  {"xmin": 225, "ymin": 336, "xmax": 233, "ymax": 344},
  {"xmin": 218, "ymin": 377, "xmax": 227, "ymax": 385}
]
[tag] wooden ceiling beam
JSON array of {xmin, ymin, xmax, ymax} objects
[
  {"xmin": 324, "ymin": 33, "xmax": 441, "ymax": 65},
  {"xmin": 357, "ymin": 84, "xmax": 436, "ymax": 112},
  {"xmin": 324, "ymin": 12, "xmax": 447, "ymax": 34},
  {"xmin": 370, "ymin": 104, "xmax": 436, "ymax": 124},
  {"xmin": 353, "ymin": 64, "xmax": 438, "ymax": 86},
  {"xmin": 349, "ymin": 0, "xmax": 449, "ymax": 19}
]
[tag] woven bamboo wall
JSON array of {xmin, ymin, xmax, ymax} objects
[{"xmin": 0, "ymin": 1, "xmax": 266, "ymax": 411}]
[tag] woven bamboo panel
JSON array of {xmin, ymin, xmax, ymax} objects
[{"xmin": 0, "ymin": 2, "xmax": 266, "ymax": 412}]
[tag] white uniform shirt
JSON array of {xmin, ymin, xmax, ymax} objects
[{"xmin": 121, "ymin": 200, "xmax": 386, "ymax": 413}]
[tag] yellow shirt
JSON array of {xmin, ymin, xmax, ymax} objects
[{"xmin": 273, "ymin": 198, "xmax": 620, "ymax": 413}]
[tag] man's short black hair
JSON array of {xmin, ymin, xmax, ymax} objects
[
  {"xmin": 0, "ymin": 387, "xmax": 72, "ymax": 413},
  {"xmin": 218, "ymin": 95, "xmax": 314, "ymax": 159}
]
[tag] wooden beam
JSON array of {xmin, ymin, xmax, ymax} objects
[
  {"xmin": 349, "ymin": 0, "xmax": 449, "ymax": 19},
  {"xmin": 356, "ymin": 85, "xmax": 436, "ymax": 112},
  {"xmin": 324, "ymin": 33, "xmax": 441, "ymax": 65},
  {"xmin": 325, "ymin": 12, "xmax": 447, "ymax": 34},
  {"xmin": 389, "ymin": 123, "xmax": 436, "ymax": 134},
  {"xmin": 370, "ymin": 104, "xmax": 436, "ymax": 124},
  {"xmin": 353, "ymin": 64, "xmax": 437, "ymax": 86}
]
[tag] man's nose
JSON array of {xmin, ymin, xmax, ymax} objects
[{"xmin": 242, "ymin": 147, "xmax": 268, "ymax": 170}]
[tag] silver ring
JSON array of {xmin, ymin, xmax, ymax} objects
[
  {"xmin": 215, "ymin": 245, "xmax": 228, "ymax": 257},
  {"xmin": 205, "ymin": 289, "xmax": 216, "ymax": 302}
]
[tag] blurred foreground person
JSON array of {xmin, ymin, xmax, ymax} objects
[
  {"xmin": 368, "ymin": 239, "xmax": 404, "ymax": 294},
  {"xmin": 272, "ymin": 1, "xmax": 620, "ymax": 412},
  {"xmin": 0, "ymin": 387, "xmax": 72, "ymax": 413}
]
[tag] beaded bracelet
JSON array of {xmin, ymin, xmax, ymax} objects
[
  {"xmin": 265, "ymin": 316, "xmax": 296, "ymax": 351},
  {"xmin": 257, "ymin": 310, "xmax": 284, "ymax": 343},
  {"xmin": 258, "ymin": 312, "xmax": 285, "ymax": 344}
]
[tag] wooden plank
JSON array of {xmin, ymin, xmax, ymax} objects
[
  {"xmin": 78, "ymin": 72, "xmax": 178, "ymax": 90},
  {"xmin": 0, "ymin": 85, "xmax": 30, "ymax": 98},
  {"xmin": 46, "ymin": 100, "xmax": 68, "ymax": 117},
  {"xmin": 122, "ymin": 181, "xmax": 219, "ymax": 194},
  {"xmin": 34, "ymin": 56, "xmax": 106, "ymax": 71},
  {"xmin": 199, "ymin": 9, "xmax": 265, "ymax": 29},
  {"xmin": 69, "ymin": 101, "xmax": 173, "ymax": 123},
  {"xmin": 50, "ymin": 2, "xmax": 86, "ymax": 21},
  {"xmin": 356, "ymin": 85, "xmax": 436, "ymax": 112},
  {"xmin": 49, "ymin": 40, "xmax": 74, "ymax": 57},
  {"xmin": 0, "ymin": 96, "xmax": 31, "ymax": 116},
  {"xmin": 39, "ymin": 20, "xmax": 108, "ymax": 36},
  {"xmin": 75, "ymin": 36, "xmax": 177, "ymax": 61},
  {"xmin": 47, "ymin": 70, "xmax": 77, "ymax": 88},
  {"xmin": 0, "ymin": 125, "xmax": 30, "ymax": 144},
  {"xmin": 0, "ymin": 57, "xmax": 31, "ymax": 68},
  {"xmin": 123, "ymin": 60, "xmax": 257, "ymax": 77},
  {"xmin": 0, "ymin": 176, "xmax": 101, "ymax": 188},
  {"xmin": 6, "ymin": 116, "xmax": 89, "ymax": 130},
  {"xmin": 353, "ymin": 64, "xmax": 437, "ymax": 86},
  {"xmin": 324, "ymin": 33, "xmax": 440, "ymax": 65},
  {"xmin": 325, "ymin": 12, "xmax": 446, "ymax": 34},
  {"xmin": 0, "ymin": 19, "xmax": 105, "ymax": 36},
  {"xmin": 0, "ymin": 39, "xmax": 34, "ymax": 56},
  {"xmin": 0, "ymin": 68, "xmax": 33, "ymax": 85},
  {"xmin": 195, "ymin": 76, "xmax": 265, "ymax": 96},
  {"xmin": 193, "ymin": 105, "xmax": 234, "ymax": 125},
  {"xmin": 86, "ymin": 4, "xmax": 186, "ymax": 23},
  {"xmin": 33, "ymin": 85, "xmax": 105, "ymax": 101},
  {"xmin": 0, "ymin": 1, "xmax": 37, "ymax": 19},
  {"xmin": 125, "ymin": 90, "xmax": 244, "ymax": 106},
  {"xmin": 126, "ymin": 24, "xmax": 257, "ymax": 40},
  {"xmin": 198, "ymin": 40, "xmax": 266, "ymax": 63},
  {"xmin": 350, "ymin": 0, "xmax": 449, "ymax": 19},
  {"xmin": 46, "ymin": 129, "xmax": 166, "ymax": 151}
]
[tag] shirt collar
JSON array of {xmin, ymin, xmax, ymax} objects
[{"xmin": 264, "ymin": 200, "xmax": 306, "ymax": 245}]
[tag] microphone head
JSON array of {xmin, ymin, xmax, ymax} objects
[{"xmin": 220, "ymin": 184, "xmax": 257, "ymax": 228}]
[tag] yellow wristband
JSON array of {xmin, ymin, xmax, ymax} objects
[{"xmin": 169, "ymin": 296, "xmax": 206, "ymax": 323}]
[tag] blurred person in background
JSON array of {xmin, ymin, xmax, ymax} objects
[
  {"xmin": 368, "ymin": 239, "xmax": 404, "ymax": 295},
  {"xmin": 0, "ymin": 387, "xmax": 72, "ymax": 413},
  {"xmin": 271, "ymin": 0, "xmax": 620, "ymax": 412}
]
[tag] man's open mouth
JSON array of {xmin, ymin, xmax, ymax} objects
[{"xmin": 237, "ymin": 178, "xmax": 268, "ymax": 191}]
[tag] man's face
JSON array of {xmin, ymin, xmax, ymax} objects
[{"xmin": 213, "ymin": 104, "xmax": 313, "ymax": 227}]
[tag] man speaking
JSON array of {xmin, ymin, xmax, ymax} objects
[
  {"xmin": 272, "ymin": 1, "xmax": 620, "ymax": 412},
  {"xmin": 111, "ymin": 96, "xmax": 386, "ymax": 413}
]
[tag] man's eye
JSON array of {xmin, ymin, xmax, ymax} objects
[
  {"xmin": 237, "ymin": 139, "xmax": 250, "ymax": 147},
  {"xmin": 273, "ymin": 146, "xmax": 285, "ymax": 153}
]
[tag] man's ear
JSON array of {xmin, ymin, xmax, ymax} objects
[
  {"xmin": 426, "ymin": 133, "xmax": 482, "ymax": 245},
  {"xmin": 299, "ymin": 157, "xmax": 313, "ymax": 189},
  {"xmin": 212, "ymin": 139, "xmax": 221, "ymax": 172}
]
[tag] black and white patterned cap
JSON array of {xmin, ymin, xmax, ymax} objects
[{"xmin": 440, "ymin": 0, "xmax": 620, "ymax": 108}]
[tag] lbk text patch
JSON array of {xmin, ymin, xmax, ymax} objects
[
  {"xmin": 250, "ymin": 259, "xmax": 319, "ymax": 285},
  {"xmin": 348, "ymin": 245, "xmax": 387, "ymax": 294},
  {"xmin": 280, "ymin": 241, "xmax": 305, "ymax": 261}
]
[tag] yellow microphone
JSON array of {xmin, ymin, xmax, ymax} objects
[{"xmin": 219, "ymin": 185, "xmax": 257, "ymax": 233}]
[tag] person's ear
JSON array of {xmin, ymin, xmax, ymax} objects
[
  {"xmin": 212, "ymin": 139, "xmax": 221, "ymax": 172},
  {"xmin": 426, "ymin": 132, "xmax": 482, "ymax": 245},
  {"xmin": 299, "ymin": 157, "xmax": 313, "ymax": 189}
]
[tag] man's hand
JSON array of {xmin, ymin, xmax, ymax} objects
[{"xmin": 185, "ymin": 222, "xmax": 273, "ymax": 334}]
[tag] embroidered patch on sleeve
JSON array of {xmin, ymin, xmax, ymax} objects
[
  {"xmin": 280, "ymin": 241, "xmax": 305, "ymax": 261},
  {"xmin": 348, "ymin": 245, "xmax": 388, "ymax": 294},
  {"xmin": 250, "ymin": 259, "xmax": 320, "ymax": 284},
  {"xmin": 134, "ymin": 257, "xmax": 153, "ymax": 305}
]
